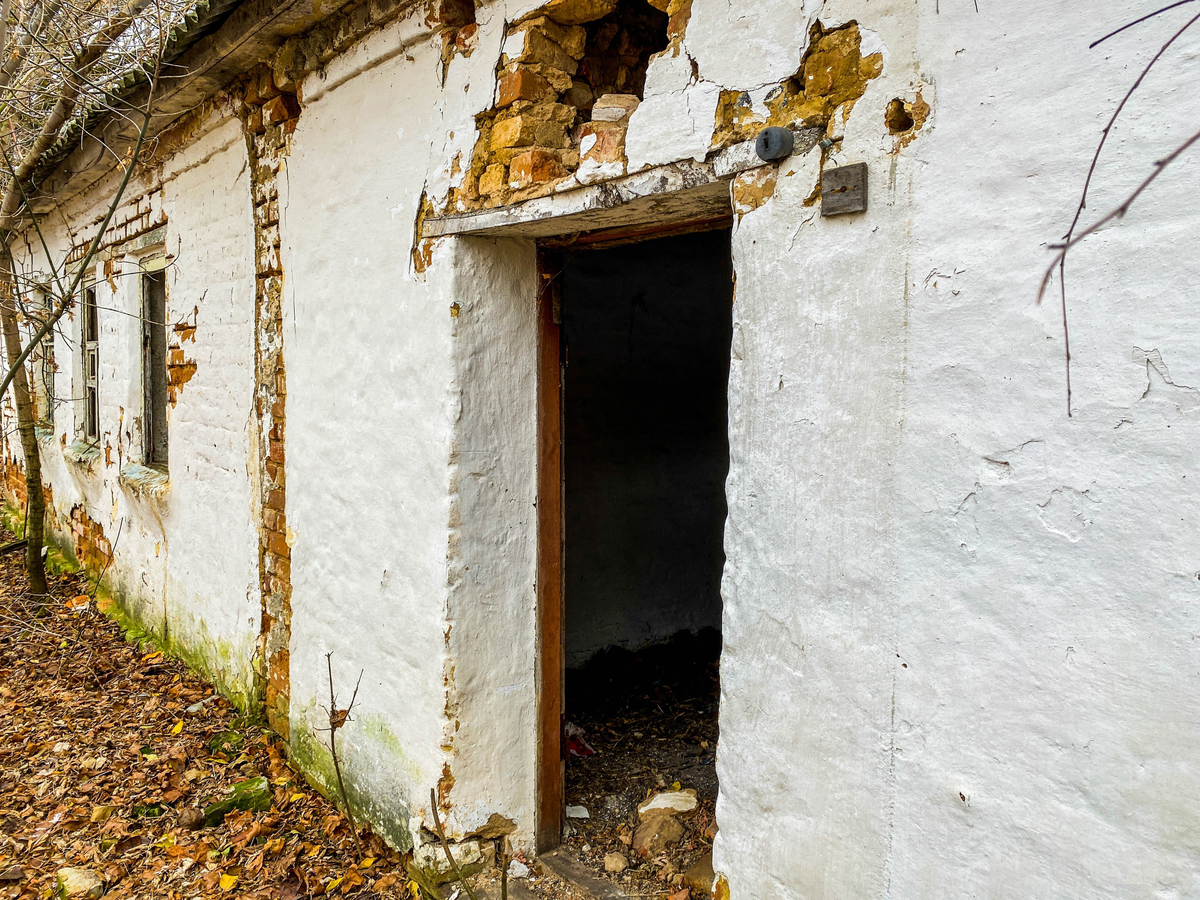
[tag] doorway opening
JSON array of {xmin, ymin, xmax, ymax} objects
[{"xmin": 539, "ymin": 228, "xmax": 733, "ymax": 890}]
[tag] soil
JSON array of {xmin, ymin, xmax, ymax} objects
[{"xmin": 559, "ymin": 629, "xmax": 721, "ymax": 898}]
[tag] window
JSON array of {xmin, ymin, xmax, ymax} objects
[
  {"xmin": 141, "ymin": 269, "xmax": 168, "ymax": 466},
  {"xmin": 81, "ymin": 284, "xmax": 98, "ymax": 443},
  {"xmin": 30, "ymin": 288, "xmax": 53, "ymax": 426}
]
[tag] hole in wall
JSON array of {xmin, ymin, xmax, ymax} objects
[
  {"xmin": 465, "ymin": 0, "xmax": 670, "ymax": 205},
  {"xmin": 885, "ymin": 97, "xmax": 915, "ymax": 133}
]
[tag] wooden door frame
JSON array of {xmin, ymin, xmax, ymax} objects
[
  {"xmin": 535, "ymin": 247, "xmax": 565, "ymax": 853},
  {"xmin": 533, "ymin": 217, "xmax": 734, "ymax": 853}
]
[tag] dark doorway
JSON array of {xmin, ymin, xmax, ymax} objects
[
  {"xmin": 563, "ymin": 229, "xmax": 732, "ymax": 665},
  {"xmin": 554, "ymin": 228, "xmax": 732, "ymax": 883}
]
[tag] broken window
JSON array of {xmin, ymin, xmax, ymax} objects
[
  {"xmin": 81, "ymin": 283, "xmax": 99, "ymax": 443},
  {"xmin": 141, "ymin": 268, "xmax": 168, "ymax": 467}
]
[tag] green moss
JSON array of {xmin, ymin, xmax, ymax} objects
[
  {"xmin": 290, "ymin": 710, "xmax": 415, "ymax": 852},
  {"xmin": 3, "ymin": 502, "xmax": 261, "ymax": 713}
]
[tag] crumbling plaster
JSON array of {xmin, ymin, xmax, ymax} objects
[{"xmin": 4, "ymin": 112, "xmax": 261, "ymax": 708}]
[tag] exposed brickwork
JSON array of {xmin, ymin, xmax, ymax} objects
[
  {"xmin": 4, "ymin": 456, "xmax": 26, "ymax": 508},
  {"xmin": 459, "ymin": 0, "xmax": 672, "ymax": 209},
  {"xmin": 65, "ymin": 188, "xmax": 167, "ymax": 266},
  {"xmin": 241, "ymin": 66, "xmax": 298, "ymax": 740},
  {"xmin": 68, "ymin": 502, "xmax": 109, "ymax": 574}
]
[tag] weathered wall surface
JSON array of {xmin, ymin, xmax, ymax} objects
[
  {"xmin": 6, "ymin": 112, "xmax": 261, "ymax": 709},
  {"xmin": 6, "ymin": 0, "xmax": 1198, "ymax": 894},
  {"xmin": 708, "ymin": 1, "xmax": 1200, "ymax": 899},
  {"xmin": 278, "ymin": 18, "xmax": 461, "ymax": 851},
  {"xmin": 444, "ymin": 235, "xmax": 540, "ymax": 843}
]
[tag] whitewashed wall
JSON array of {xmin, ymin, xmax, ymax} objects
[
  {"xmin": 280, "ymin": 25, "xmax": 463, "ymax": 850},
  {"xmin": 706, "ymin": 1, "xmax": 1200, "ymax": 898},
  {"xmin": 9, "ymin": 0, "xmax": 1199, "ymax": 894},
  {"xmin": 10, "ymin": 114, "xmax": 260, "ymax": 708}
]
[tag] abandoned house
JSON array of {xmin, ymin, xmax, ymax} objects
[{"xmin": 2, "ymin": 0, "xmax": 1199, "ymax": 896}]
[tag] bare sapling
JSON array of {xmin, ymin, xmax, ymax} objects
[{"xmin": 322, "ymin": 651, "xmax": 364, "ymax": 860}]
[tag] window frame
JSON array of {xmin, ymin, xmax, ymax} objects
[
  {"xmin": 139, "ymin": 258, "xmax": 169, "ymax": 468},
  {"xmin": 29, "ymin": 284, "xmax": 54, "ymax": 428},
  {"xmin": 80, "ymin": 279, "xmax": 99, "ymax": 444}
]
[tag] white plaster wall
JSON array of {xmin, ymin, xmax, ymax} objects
[
  {"xmin": 156, "ymin": 118, "xmax": 260, "ymax": 704},
  {"xmin": 444, "ymin": 235, "xmax": 539, "ymax": 843},
  {"xmin": 280, "ymin": 23, "xmax": 461, "ymax": 849},
  {"xmin": 704, "ymin": 0, "xmax": 1200, "ymax": 898},
  {"xmin": 8, "ymin": 115, "xmax": 260, "ymax": 707}
]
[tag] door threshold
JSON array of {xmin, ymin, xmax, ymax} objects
[{"xmin": 537, "ymin": 848, "xmax": 630, "ymax": 900}]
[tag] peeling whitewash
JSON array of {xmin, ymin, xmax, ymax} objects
[{"xmin": 2, "ymin": 0, "xmax": 1198, "ymax": 896}]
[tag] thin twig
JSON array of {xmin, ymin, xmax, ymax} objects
[
  {"xmin": 1040, "ymin": 5, "xmax": 1200, "ymax": 415},
  {"xmin": 324, "ymin": 651, "xmax": 364, "ymax": 860},
  {"xmin": 428, "ymin": 788, "xmax": 482, "ymax": 900},
  {"xmin": 1091, "ymin": 0, "xmax": 1197, "ymax": 47},
  {"xmin": 1039, "ymin": 125, "xmax": 1200, "ymax": 302}
]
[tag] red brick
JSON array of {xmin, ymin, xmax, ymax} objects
[
  {"xmin": 498, "ymin": 68, "xmax": 557, "ymax": 108},
  {"xmin": 268, "ymin": 531, "xmax": 289, "ymax": 557},
  {"xmin": 510, "ymin": 149, "xmax": 568, "ymax": 188}
]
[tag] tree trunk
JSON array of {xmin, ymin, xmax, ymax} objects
[{"xmin": 0, "ymin": 243, "xmax": 46, "ymax": 594}]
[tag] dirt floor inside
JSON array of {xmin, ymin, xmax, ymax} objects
[{"xmin": 558, "ymin": 630, "xmax": 721, "ymax": 898}]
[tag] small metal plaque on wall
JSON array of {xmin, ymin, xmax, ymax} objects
[{"xmin": 821, "ymin": 162, "xmax": 868, "ymax": 217}]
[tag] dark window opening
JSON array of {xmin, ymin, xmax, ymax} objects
[
  {"xmin": 560, "ymin": 228, "xmax": 732, "ymax": 877},
  {"xmin": 82, "ymin": 285, "xmax": 98, "ymax": 443},
  {"xmin": 142, "ymin": 270, "xmax": 168, "ymax": 467},
  {"xmin": 31, "ymin": 289, "xmax": 53, "ymax": 426}
]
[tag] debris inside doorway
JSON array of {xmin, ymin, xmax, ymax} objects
[{"xmin": 561, "ymin": 629, "xmax": 720, "ymax": 898}]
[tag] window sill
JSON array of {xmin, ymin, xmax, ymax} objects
[
  {"xmin": 118, "ymin": 463, "xmax": 169, "ymax": 499},
  {"xmin": 64, "ymin": 440, "xmax": 101, "ymax": 469},
  {"xmin": 34, "ymin": 424, "xmax": 55, "ymax": 444}
]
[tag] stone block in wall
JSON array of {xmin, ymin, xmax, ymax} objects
[
  {"xmin": 592, "ymin": 93, "xmax": 640, "ymax": 123},
  {"xmin": 479, "ymin": 163, "xmax": 508, "ymax": 195},
  {"xmin": 502, "ymin": 28, "xmax": 579, "ymax": 75},
  {"xmin": 246, "ymin": 106, "xmax": 265, "ymax": 135},
  {"xmin": 512, "ymin": 17, "xmax": 587, "ymax": 59},
  {"xmin": 498, "ymin": 68, "xmax": 559, "ymax": 108},
  {"xmin": 490, "ymin": 104, "xmax": 575, "ymax": 150},
  {"xmin": 262, "ymin": 95, "xmax": 299, "ymax": 127},
  {"xmin": 426, "ymin": 0, "xmax": 475, "ymax": 28},
  {"xmin": 564, "ymin": 79, "xmax": 595, "ymax": 111},
  {"xmin": 509, "ymin": 149, "xmax": 569, "ymax": 188},
  {"xmin": 666, "ymin": 0, "xmax": 693, "ymax": 39},
  {"xmin": 578, "ymin": 120, "xmax": 626, "ymax": 163},
  {"xmin": 535, "ymin": 0, "xmax": 618, "ymax": 26},
  {"xmin": 249, "ymin": 68, "xmax": 282, "ymax": 105},
  {"xmin": 501, "ymin": 61, "xmax": 575, "ymax": 92}
]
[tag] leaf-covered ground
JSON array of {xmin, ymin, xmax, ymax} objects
[{"xmin": 0, "ymin": 539, "xmax": 411, "ymax": 899}]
